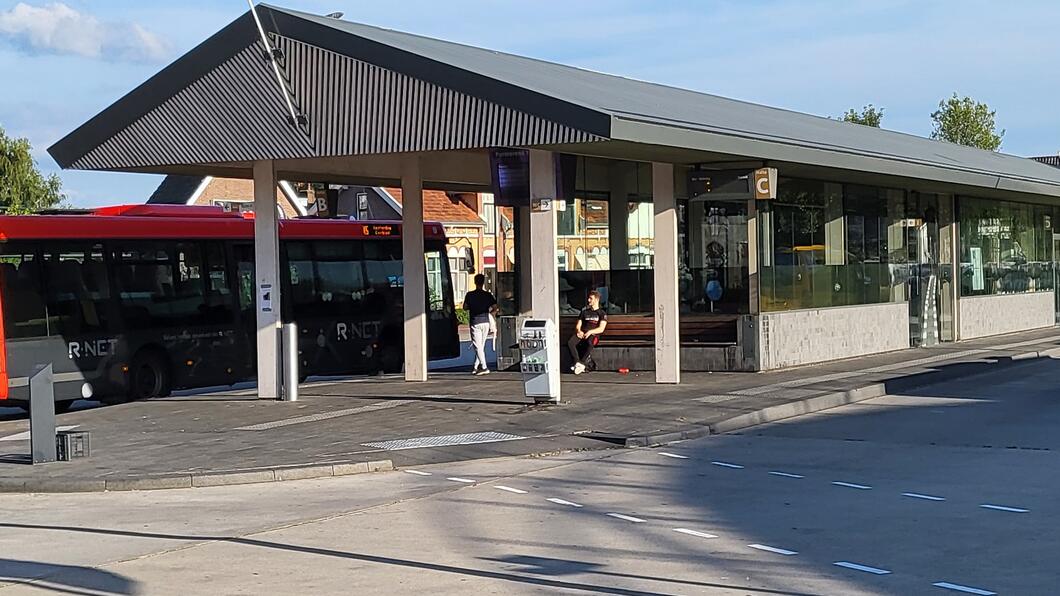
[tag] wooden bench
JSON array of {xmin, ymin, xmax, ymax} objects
[{"xmin": 558, "ymin": 314, "xmax": 738, "ymax": 348}]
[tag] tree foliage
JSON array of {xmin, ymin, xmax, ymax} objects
[
  {"xmin": 840, "ymin": 104, "xmax": 884, "ymax": 127},
  {"xmin": 930, "ymin": 93, "xmax": 1004, "ymax": 151},
  {"xmin": 0, "ymin": 126, "xmax": 65, "ymax": 214}
]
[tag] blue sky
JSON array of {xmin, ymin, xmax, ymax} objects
[{"xmin": 2, "ymin": 0, "xmax": 1059, "ymax": 207}]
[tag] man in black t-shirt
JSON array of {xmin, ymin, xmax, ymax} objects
[
  {"xmin": 568, "ymin": 290, "xmax": 608, "ymax": 375},
  {"xmin": 463, "ymin": 274, "xmax": 497, "ymax": 375}
]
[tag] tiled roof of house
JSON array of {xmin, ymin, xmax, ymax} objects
[
  {"xmin": 383, "ymin": 187, "xmax": 484, "ymax": 225},
  {"xmin": 1033, "ymin": 155, "xmax": 1060, "ymax": 167},
  {"xmin": 147, "ymin": 175, "xmax": 204, "ymax": 204}
]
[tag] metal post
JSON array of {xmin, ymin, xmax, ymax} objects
[
  {"xmin": 29, "ymin": 364, "xmax": 57, "ymax": 464},
  {"xmin": 282, "ymin": 322, "xmax": 299, "ymax": 402}
]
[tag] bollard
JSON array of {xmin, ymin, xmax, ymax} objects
[
  {"xmin": 29, "ymin": 364, "xmax": 57, "ymax": 464},
  {"xmin": 281, "ymin": 322, "xmax": 299, "ymax": 402}
]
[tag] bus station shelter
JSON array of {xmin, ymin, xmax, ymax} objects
[{"xmin": 49, "ymin": 4, "xmax": 1060, "ymax": 400}]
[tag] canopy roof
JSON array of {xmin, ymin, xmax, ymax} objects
[{"xmin": 49, "ymin": 3, "xmax": 1060, "ymax": 198}]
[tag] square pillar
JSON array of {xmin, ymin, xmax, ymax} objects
[
  {"xmin": 253, "ymin": 160, "xmax": 281, "ymax": 399},
  {"xmin": 401, "ymin": 156, "xmax": 428, "ymax": 381},
  {"xmin": 653, "ymin": 162, "xmax": 680, "ymax": 383},
  {"xmin": 527, "ymin": 149, "xmax": 560, "ymax": 398},
  {"xmin": 528, "ymin": 150, "xmax": 560, "ymax": 324}
]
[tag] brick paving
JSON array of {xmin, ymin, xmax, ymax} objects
[{"xmin": 1, "ymin": 327, "xmax": 1059, "ymax": 490}]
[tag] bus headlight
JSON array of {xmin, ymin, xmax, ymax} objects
[{"xmin": 81, "ymin": 383, "xmax": 94, "ymax": 399}]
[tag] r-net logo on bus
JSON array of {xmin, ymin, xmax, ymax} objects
[
  {"xmin": 335, "ymin": 321, "xmax": 382, "ymax": 341},
  {"xmin": 68, "ymin": 339, "xmax": 119, "ymax": 360}
]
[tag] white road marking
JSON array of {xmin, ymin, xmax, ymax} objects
[
  {"xmin": 832, "ymin": 481, "xmax": 872, "ymax": 490},
  {"xmin": 494, "ymin": 485, "xmax": 528, "ymax": 494},
  {"xmin": 606, "ymin": 513, "xmax": 646, "ymax": 523},
  {"xmin": 672, "ymin": 528, "xmax": 718, "ymax": 539},
  {"xmin": 711, "ymin": 461, "xmax": 744, "ymax": 469},
  {"xmin": 769, "ymin": 471, "xmax": 804, "ymax": 479},
  {"xmin": 748, "ymin": 544, "xmax": 797, "ymax": 556},
  {"xmin": 932, "ymin": 581, "xmax": 997, "ymax": 595},
  {"xmin": 834, "ymin": 561, "xmax": 891, "ymax": 575},
  {"xmin": 658, "ymin": 452, "xmax": 689, "ymax": 459},
  {"xmin": 903, "ymin": 492, "xmax": 945, "ymax": 501},
  {"xmin": 446, "ymin": 477, "xmax": 476, "ymax": 484},
  {"xmin": 547, "ymin": 498, "xmax": 583, "ymax": 508},
  {"xmin": 403, "ymin": 470, "xmax": 432, "ymax": 476},
  {"xmin": 980, "ymin": 504, "xmax": 1028, "ymax": 513}
]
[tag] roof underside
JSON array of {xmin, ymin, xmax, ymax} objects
[{"xmin": 48, "ymin": 3, "xmax": 1060, "ymax": 199}]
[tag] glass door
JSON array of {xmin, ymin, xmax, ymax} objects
[{"xmin": 908, "ymin": 195, "xmax": 941, "ymax": 347}]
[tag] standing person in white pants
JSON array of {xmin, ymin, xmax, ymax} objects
[{"xmin": 463, "ymin": 274, "xmax": 497, "ymax": 375}]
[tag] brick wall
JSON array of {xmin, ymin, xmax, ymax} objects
[{"xmin": 191, "ymin": 178, "xmax": 299, "ymax": 218}]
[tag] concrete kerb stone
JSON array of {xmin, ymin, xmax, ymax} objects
[
  {"xmin": 704, "ymin": 347, "xmax": 1057, "ymax": 437},
  {"xmin": 0, "ymin": 460, "xmax": 395, "ymax": 494}
]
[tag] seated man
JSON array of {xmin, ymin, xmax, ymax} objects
[{"xmin": 567, "ymin": 290, "xmax": 607, "ymax": 375}]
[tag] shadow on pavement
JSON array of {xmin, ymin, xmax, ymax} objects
[
  {"xmin": 669, "ymin": 356, "xmax": 1060, "ymax": 595},
  {"xmin": 0, "ymin": 557, "xmax": 139, "ymax": 595},
  {"xmin": 0, "ymin": 522, "xmax": 817, "ymax": 596}
]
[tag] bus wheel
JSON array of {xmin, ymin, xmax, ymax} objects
[{"xmin": 128, "ymin": 351, "xmax": 172, "ymax": 400}]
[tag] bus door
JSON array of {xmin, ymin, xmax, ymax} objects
[
  {"xmin": 424, "ymin": 244, "xmax": 460, "ymax": 360},
  {"xmin": 231, "ymin": 242, "xmax": 258, "ymax": 377},
  {"xmin": 111, "ymin": 241, "xmax": 241, "ymax": 392},
  {"xmin": 0, "ymin": 243, "xmax": 74, "ymax": 401}
]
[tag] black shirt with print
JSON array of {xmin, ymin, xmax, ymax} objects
[{"xmin": 578, "ymin": 307, "xmax": 607, "ymax": 333}]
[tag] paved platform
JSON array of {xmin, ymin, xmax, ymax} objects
[{"xmin": 2, "ymin": 327, "xmax": 1060, "ymax": 492}]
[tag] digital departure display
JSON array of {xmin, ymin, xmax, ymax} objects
[{"xmin": 362, "ymin": 224, "xmax": 398, "ymax": 237}]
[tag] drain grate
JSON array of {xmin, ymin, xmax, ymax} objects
[
  {"xmin": 362, "ymin": 431, "xmax": 525, "ymax": 451},
  {"xmin": 235, "ymin": 401, "xmax": 408, "ymax": 431}
]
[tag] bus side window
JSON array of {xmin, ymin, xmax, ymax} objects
[
  {"xmin": 203, "ymin": 241, "xmax": 234, "ymax": 324},
  {"xmin": 0, "ymin": 245, "xmax": 47, "ymax": 338},
  {"xmin": 363, "ymin": 240, "xmax": 402, "ymax": 317},
  {"xmin": 311, "ymin": 241, "xmax": 365, "ymax": 318},
  {"xmin": 285, "ymin": 241, "xmax": 317, "ymax": 318},
  {"xmin": 232, "ymin": 243, "xmax": 255, "ymax": 314},
  {"xmin": 42, "ymin": 243, "xmax": 110, "ymax": 336}
]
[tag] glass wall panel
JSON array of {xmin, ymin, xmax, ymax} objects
[
  {"xmin": 759, "ymin": 179, "xmax": 906, "ymax": 311},
  {"xmin": 679, "ymin": 200, "xmax": 749, "ymax": 314},
  {"xmin": 557, "ymin": 157, "xmax": 655, "ymax": 315},
  {"xmin": 959, "ymin": 197, "xmax": 1053, "ymax": 296}
]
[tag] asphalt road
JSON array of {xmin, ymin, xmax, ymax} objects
[{"xmin": 2, "ymin": 358, "xmax": 1059, "ymax": 595}]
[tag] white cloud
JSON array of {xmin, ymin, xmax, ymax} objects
[{"xmin": 0, "ymin": 2, "xmax": 169, "ymax": 62}]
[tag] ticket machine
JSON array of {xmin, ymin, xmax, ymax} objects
[{"xmin": 519, "ymin": 319, "xmax": 560, "ymax": 404}]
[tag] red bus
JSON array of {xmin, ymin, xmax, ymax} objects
[{"xmin": 0, "ymin": 205, "xmax": 460, "ymax": 410}]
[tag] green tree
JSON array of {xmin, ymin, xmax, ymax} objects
[
  {"xmin": 840, "ymin": 104, "xmax": 884, "ymax": 127},
  {"xmin": 0, "ymin": 126, "xmax": 65, "ymax": 214},
  {"xmin": 930, "ymin": 93, "xmax": 1004, "ymax": 151}
]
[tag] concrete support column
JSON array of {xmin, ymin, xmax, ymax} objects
[
  {"xmin": 527, "ymin": 150, "xmax": 560, "ymax": 396},
  {"xmin": 652, "ymin": 162, "xmax": 680, "ymax": 384},
  {"xmin": 528, "ymin": 150, "xmax": 559, "ymax": 324},
  {"xmin": 253, "ymin": 160, "xmax": 281, "ymax": 399},
  {"xmin": 401, "ymin": 155, "xmax": 428, "ymax": 381}
]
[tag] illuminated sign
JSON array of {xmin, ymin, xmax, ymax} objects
[{"xmin": 362, "ymin": 224, "xmax": 398, "ymax": 237}]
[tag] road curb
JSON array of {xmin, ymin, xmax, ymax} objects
[
  {"xmin": 636, "ymin": 345, "xmax": 1059, "ymax": 445},
  {"xmin": 0, "ymin": 459, "xmax": 394, "ymax": 494},
  {"xmin": 624, "ymin": 426, "xmax": 712, "ymax": 447},
  {"xmin": 708, "ymin": 383, "xmax": 888, "ymax": 435},
  {"xmin": 707, "ymin": 348, "xmax": 1054, "ymax": 436}
]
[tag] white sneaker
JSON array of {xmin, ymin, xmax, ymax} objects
[
  {"xmin": 478, "ymin": 368, "xmax": 490, "ymax": 376},
  {"xmin": 573, "ymin": 362, "xmax": 586, "ymax": 375}
]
